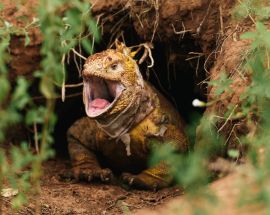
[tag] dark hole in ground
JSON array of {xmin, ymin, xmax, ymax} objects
[{"xmin": 53, "ymin": 25, "xmax": 207, "ymax": 158}]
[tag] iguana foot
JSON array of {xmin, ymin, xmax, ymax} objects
[
  {"xmin": 59, "ymin": 170, "xmax": 75, "ymax": 181},
  {"xmin": 121, "ymin": 172, "xmax": 169, "ymax": 190},
  {"xmin": 73, "ymin": 166, "xmax": 113, "ymax": 182}
]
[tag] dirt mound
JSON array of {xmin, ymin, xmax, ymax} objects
[
  {"xmin": 199, "ymin": 33, "xmax": 252, "ymax": 153},
  {"xmin": 134, "ymin": 167, "xmax": 263, "ymax": 215},
  {"xmin": 1, "ymin": 0, "xmax": 42, "ymax": 80}
]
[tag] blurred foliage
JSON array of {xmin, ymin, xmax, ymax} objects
[
  {"xmin": 238, "ymin": 21, "xmax": 270, "ymax": 214},
  {"xmin": 151, "ymin": 1, "xmax": 270, "ymax": 215},
  {"xmin": 0, "ymin": 0, "xmax": 99, "ymax": 211},
  {"xmin": 233, "ymin": 0, "xmax": 270, "ymax": 21}
]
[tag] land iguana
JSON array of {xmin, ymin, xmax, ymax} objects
[{"xmin": 67, "ymin": 42, "xmax": 188, "ymax": 190}]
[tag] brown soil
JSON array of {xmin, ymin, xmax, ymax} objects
[
  {"xmin": 198, "ymin": 32, "xmax": 252, "ymax": 153},
  {"xmin": 3, "ymin": 159, "xmax": 182, "ymax": 215},
  {"xmin": 1, "ymin": 0, "xmax": 42, "ymax": 80},
  {"xmin": 134, "ymin": 167, "xmax": 264, "ymax": 215}
]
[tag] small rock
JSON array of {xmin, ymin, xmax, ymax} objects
[{"xmin": 1, "ymin": 188, "xmax": 19, "ymax": 198}]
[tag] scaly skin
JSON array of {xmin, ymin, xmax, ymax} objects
[{"xmin": 67, "ymin": 44, "xmax": 188, "ymax": 190}]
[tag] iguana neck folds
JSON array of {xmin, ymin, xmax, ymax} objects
[{"xmin": 95, "ymin": 85, "xmax": 155, "ymax": 139}]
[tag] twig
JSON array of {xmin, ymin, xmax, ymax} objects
[
  {"xmin": 71, "ymin": 48, "xmax": 87, "ymax": 60},
  {"xmin": 185, "ymin": 52, "xmax": 204, "ymax": 61},
  {"xmin": 195, "ymin": 56, "xmax": 200, "ymax": 76},
  {"xmin": 266, "ymin": 49, "xmax": 270, "ymax": 69},
  {"xmin": 237, "ymin": 0, "xmax": 256, "ymax": 25},
  {"xmin": 219, "ymin": 5, "xmax": 224, "ymax": 36},
  {"xmin": 61, "ymin": 54, "xmax": 66, "ymax": 102},
  {"xmin": 150, "ymin": 0, "xmax": 159, "ymax": 43},
  {"xmin": 33, "ymin": 122, "xmax": 39, "ymax": 154},
  {"xmin": 225, "ymin": 123, "xmax": 239, "ymax": 145},
  {"xmin": 139, "ymin": 43, "xmax": 154, "ymax": 68},
  {"xmin": 128, "ymin": 42, "xmax": 154, "ymax": 68},
  {"xmin": 65, "ymin": 82, "xmax": 83, "ymax": 88},
  {"xmin": 32, "ymin": 92, "xmax": 82, "ymax": 101},
  {"xmin": 218, "ymin": 105, "xmax": 238, "ymax": 132},
  {"xmin": 171, "ymin": 23, "xmax": 192, "ymax": 39},
  {"xmin": 196, "ymin": 0, "xmax": 213, "ymax": 34},
  {"xmin": 73, "ymin": 46, "xmax": 82, "ymax": 76},
  {"xmin": 136, "ymin": 14, "xmax": 144, "ymax": 28}
]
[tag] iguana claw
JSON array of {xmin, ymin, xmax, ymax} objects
[
  {"xmin": 121, "ymin": 172, "xmax": 162, "ymax": 191},
  {"xmin": 73, "ymin": 167, "xmax": 113, "ymax": 183}
]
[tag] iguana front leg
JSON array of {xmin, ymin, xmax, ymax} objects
[
  {"xmin": 67, "ymin": 117, "xmax": 113, "ymax": 182},
  {"xmin": 122, "ymin": 124, "xmax": 188, "ymax": 190},
  {"xmin": 122, "ymin": 162, "xmax": 172, "ymax": 190}
]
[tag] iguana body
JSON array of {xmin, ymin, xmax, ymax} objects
[{"xmin": 67, "ymin": 44, "xmax": 188, "ymax": 189}]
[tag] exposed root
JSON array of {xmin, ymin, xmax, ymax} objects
[
  {"xmin": 196, "ymin": 0, "xmax": 214, "ymax": 35},
  {"xmin": 217, "ymin": 104, "xmax": 238, "ymax": 133},
  {"xmin": 129, "ymin": 42, "xmax": 155, "ymax": 68},
  {"xmin": 171, "ymin": 23, "xmax": 192, "ymax": 39},
  {"xmin": 71, "ymin": 48, "xmax": 87, "ymax": 60},
  {"xmin": 65, "ymin": 83, "xmax": 83, "ymax": 88},
  {"xmin": 114, "ymin": 39, "xmax": 155, "ymax": 68},
  {"xmin": 33, "ymin": 122, "xmax": 39, "ymax": 154},
  {"xmin": 61, "ymin": 54, "xmax": 66, "ymax": 102},
  {"xmin": 33, "ymin": 92, "xmax": 82, "ymax": 101},
  {"xmin": 150, "ymin": 0, "xmax": 159, "ymax": 42}
]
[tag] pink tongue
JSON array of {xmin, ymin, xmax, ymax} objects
[{"xmin": 90, "ymin": 99, "xmax": 110, "ymax": 109}]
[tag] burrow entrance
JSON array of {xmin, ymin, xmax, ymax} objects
[{"xmin": 53, "ymin": 24, "xmax": 208, "ymax": 157}]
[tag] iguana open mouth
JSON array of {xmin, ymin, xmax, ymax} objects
[{"xmin": 83, "ymin": 76, "xmax": 125, "ymax": 117}]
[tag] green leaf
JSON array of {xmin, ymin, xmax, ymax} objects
[
  {"xmin": 24, "ymin": 30, "xmax": 31, "ymax": 46},
  {"xmin": 65, "ymin": 9, "xmax": 82, "ymax": 33},
  {"xmin": 233, "ymin": 3, "xmax": 249, "ymax": 20},
  {"xmin": 241, "ymin": 32, "xmax": 257, "ymax": 40},
  {"xmin": 40, "ymin": 76, "xmax": 55, "ymax": 99},
  {"xmin": 25, "ymin": 107, "xmax": 46, "ymax": 125},
  {"xmin": 12, "ymin": 192, "xmax": 28, "ymax": 209},
  {"xmin": 257, "ymin": 7, "xmax": 270, "ymax": 20},
  {"xmin": 81, "ymin": 38, "xmax": 92, "ymax": 54},
  {"xmin": 11, "ymin": 77, "xmax": 30, "ymax": 110},
  {"xmin": 88, "ymin": 19, "xmax": 100, "ymax": 42},
  {"xmin": 208, "ymin": 72, "xmax": 232, "ymax": 96},
  {"xmin": 256, "ymin": 21, "xmax": 266, "ymax": 33},
  {"xmin": 0, "ymin": 75, "xmax": 10, "ymax": 102}
]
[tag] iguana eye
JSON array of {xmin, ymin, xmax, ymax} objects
[
  {"xmin": 108, "ymin": 62, "xmax": 123, "ymax": 73},
  {"xmin": 111, "ymin": 63, "xmax": 118, "ymax": 70}
]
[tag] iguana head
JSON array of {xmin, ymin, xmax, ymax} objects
[{"xmin": 82, "ymin": 43, "xmax": 144, "ymax": 119}]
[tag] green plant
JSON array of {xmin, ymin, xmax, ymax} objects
[
  {"xmin": 233, "ymin": 0, "xmax": 270, "ymax": 21},
  {"xmin": 0, "ymin": 0, "xmax": 99, "ymax": 212},
  {"xmin": 235, "ymin": 21, "xmax": 270, "ymax": 214},
  {"xmin": 150, "ymin": 1, "xmax": 270, "ymax": 214}
]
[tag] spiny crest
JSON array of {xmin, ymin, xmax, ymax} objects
[{"xmin": 114, "ymin": 39, "xmax": 154, "ymax": 68}]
